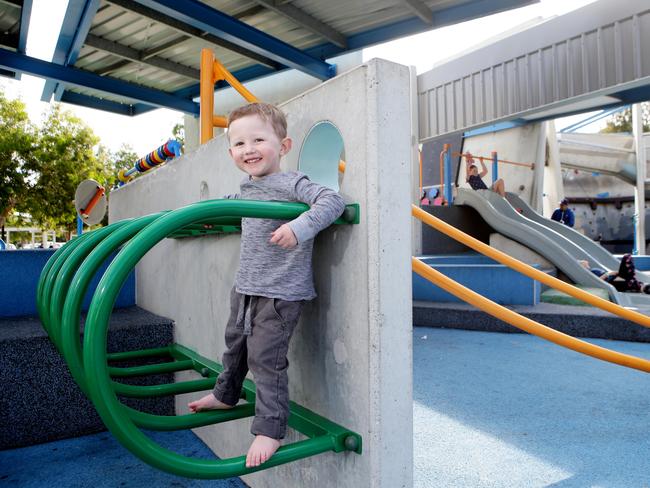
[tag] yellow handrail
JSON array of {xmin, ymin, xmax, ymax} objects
[
  {"xmin": 412, "ymin": 258, "xmax": 650, "ymax": 373},
  {"xmin": 412, "ymin": 204, "xmax": 650, "ymax": 328}
]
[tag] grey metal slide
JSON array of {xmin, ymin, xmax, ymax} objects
[{"xmin": 454, "ymin": 188, "xmax": 650, "ymax": 308}]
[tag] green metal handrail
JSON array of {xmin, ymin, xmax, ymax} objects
[{"xmin": 37, "ymin": 198, "xmax": 361, "ymax": 479}]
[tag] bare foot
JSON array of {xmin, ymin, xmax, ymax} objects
[
  {"xmin": 246, "ymin": 435, "xmax": 280, "ymax": 468},
  {"xmin": 188, "ymin": 393, "xmax": 233, "ymax": 413}
]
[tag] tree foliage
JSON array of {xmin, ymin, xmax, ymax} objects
[
  {"xmin": 0, "ymin": 93, "xmax": 37, "ymax": 232},
  {"xmin": 21, "ymin": 104, "xmax": 113, "ymax": 234},
  {"xmin": 601, "ymin": 103, "xmax": 650, "ymax": 134}
]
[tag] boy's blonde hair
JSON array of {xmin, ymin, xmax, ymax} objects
[{"xmin": 227, "ymin": 102, "xmax": 287, "ymax": 139}]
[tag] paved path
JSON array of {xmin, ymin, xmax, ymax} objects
[{"xmin": 414, "ymin": 327, "xmax": 650, "ymax": 487}]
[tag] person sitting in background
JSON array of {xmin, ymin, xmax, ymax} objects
[
  {"xmin": 465, "ymin": 152, "xmax": 505, "ymax": 197},
  {"xmin": 580, "ymin": 254, "xmax": 650, "ymax": 294},
  {"xmin": 420, "ymin": 190, "xmax": 430, "ymax": 206},
  {"xmin": 551, "ymin": 199, "xmax": 575, "ymax": 227}
]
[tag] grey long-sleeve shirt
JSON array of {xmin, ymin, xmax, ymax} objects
[{"xmin": 225, "ymin": 171, "xmax": 345, "ymax": 301}]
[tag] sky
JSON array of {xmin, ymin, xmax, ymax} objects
[{"xmin": 0, "ymin": 0, "xmax": 600, "ymax": 156}]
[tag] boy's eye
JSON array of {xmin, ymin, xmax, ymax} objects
[
  {"xmin": 254, "ymin": 138, "xmax": 264, "ymax": 143},
  {"xmin": 233, "ymin": 141, "xmax": 243, "ymax": 146}
]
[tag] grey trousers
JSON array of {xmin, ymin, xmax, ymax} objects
[{"xmin": 212, "ymin": 287, "xmax": 302, "ymax": 439}]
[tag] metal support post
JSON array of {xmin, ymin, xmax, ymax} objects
[
  {"xmin": 444, "ymin": 145, "xmax": 453, "ymax": 205},
  {"xmin": 492, "ymin": 151, "xmax": 498, "ymax": 184},
  {"xmin": 633, "ymin": 103, "xmax": 646, "ymax": 255}
]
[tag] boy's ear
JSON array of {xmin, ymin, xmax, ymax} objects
[
  {"xmin": 228, "ymin": 147, "xmax": 234, "ymax": 159},
  {"xmin": 280, "ymin": 137, "xmax": 292, "ymax": 156}
]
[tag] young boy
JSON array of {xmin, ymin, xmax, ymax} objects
[{"xmin": 188, "ymin": 102, "xmax": 345, "ymax": 468}]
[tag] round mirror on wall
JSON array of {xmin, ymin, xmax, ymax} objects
[{"xmin": 298, "ymin": 121, "xmax": 345, "ymax": 191}]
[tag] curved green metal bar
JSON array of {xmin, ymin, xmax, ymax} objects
[
  {"xmin": 59, "ymin": 213, "xmax": 165, "ymax": 396},
  {"xmin": 48, "ymin": 222, "xmax": 130, "ymax": 350},
  {"xmin": 38, "ymin": 233, "xmax": 93, "ymax": 344},
  {"xmin": 58, "ymin": 211, "xmax": 243, "ymax": 397},
  {"xmin": 82, "ymin": 199, "xmax": 353, "ymax": 478}
]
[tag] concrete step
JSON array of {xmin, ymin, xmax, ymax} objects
[
  {"xmin": 0, "ymin": 306, "xmax": 175, "ymax": 449},
  {"xmin": 413, "ymin": 301, "xmax": 650, "ymax": 343}
]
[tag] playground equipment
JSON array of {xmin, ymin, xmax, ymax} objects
[
  {"xmin": 200, "ymin": 49, "xmax": 259, "ymax": 144},
  {"xmin": 117, "ymin": 140, "xmax": 182, "ymax": 186},
  {"xmin": 74, "ymin": 179, "xmax": 107, "ymax": 236},
  {"xmin": 454, "ymin": 188, "xmax": 650, "ymax": 309},
  {"xmin": 37, "ymin": 199, "xmax": 361, "ymax": 479},
  {"xmin": 412, "ymin": 205, "xmax": 650, "ymax": 372}
]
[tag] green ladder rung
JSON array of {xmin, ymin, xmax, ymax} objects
[{"xmin": 106, "ymin": 343, "xmax": 362, "ymax": 455}]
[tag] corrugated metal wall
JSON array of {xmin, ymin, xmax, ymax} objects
[{"xmin": 417, "ymin": 0, "xmax": 650, "ymax": 141}]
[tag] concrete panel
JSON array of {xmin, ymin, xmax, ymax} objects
[
  {"xmin": 458, "ymin": 123, "xmax": 544, "ymax": 208},
  {"xmin": 109, "ymin": 59, "xmax": 413, "ymax": 488},
  {"xmin": 489, "ymin": 233, "xmax": 555, "ymax": 270}
]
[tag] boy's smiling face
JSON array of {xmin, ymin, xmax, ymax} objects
[{"xmin": 228, "ymin": 114, "xmax": 292, "ymax": 180}]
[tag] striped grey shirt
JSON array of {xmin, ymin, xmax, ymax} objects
[{"xmin": 226, "ymin": 171, "xmax": 345, "ymax": 301}]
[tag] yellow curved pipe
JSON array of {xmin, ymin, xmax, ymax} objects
[
  {"xmin": 412, "ymin": 205, "xmax": 650, "ymax": 328},
  {"xmin": 412, "ymin": 258, "xmax": 650, "ymax": 373}
]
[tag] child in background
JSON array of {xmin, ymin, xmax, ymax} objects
[
  {"xmin": 465, "ymin": 152, "xmax": 506, "ymax": 197},
  {"xmin": 188, "ymin": 102, "xmax": 345, "ymax": 468}
]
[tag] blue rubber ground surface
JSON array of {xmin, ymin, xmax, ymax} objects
[
  {"xmin": 5, "ymin": 328, "xmax": 650, "ymax": 487},
  {"xmin": 414, "ymin": 327, "xmax": 650, "ymax": 487},
  {"xmin": 0, "ymin": 429, "xmax": 246, "ymax": 487}
]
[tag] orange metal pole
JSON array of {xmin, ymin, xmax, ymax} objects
[
  {"xmin": 412, "ymin": 257, "xmax": 650, "ymax": 373},
  {"xmin": 200, "ymin": 48, "xmax": 215, "ymax": 144},
  {"xmin": 213, "ymin": 58, "xmax": 259, "ymax": 103},
  {"xmin": 213, "ymin": 115, "xmax": 228, "ymax": 128},
  {"xmin": 81, "ymin": 186, "xmax": 105, "ymax": 219}
]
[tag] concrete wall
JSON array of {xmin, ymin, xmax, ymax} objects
[
  {"xmin": 109, "ymin": 59, "xmax": 413, "ymax": 488},
  {"xmin": 460, "ymin": 123, "xmax": 546, "ymax": 210}
]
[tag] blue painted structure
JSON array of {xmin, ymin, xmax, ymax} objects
[
  {"xmin": 0, "ymin": 249, "xmax": 135, "ymax": 318},
  {"xmin": 491, "ymin": 151, "xmax": 498, "ymax": 185},
  {"xmin": 0, "ymin": 49, "xmax": 200, "ymax": 115},
  {"xmin": 413, "ymin": 255, "xmax": 541, "ymax": 305}
]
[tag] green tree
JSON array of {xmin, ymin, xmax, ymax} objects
[
  {"xmin": 22, "ymin": 104, "xmax": 112, "ymax": 237},
  {"xmin": 0, "ymin": 91, "xmax": 37, "ymax": 240},
  {"xmin": 601, "ymin": 103, "xmax": 650, "ymax": 133}
]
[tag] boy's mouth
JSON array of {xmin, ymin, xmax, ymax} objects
[{"xmin": 245, "ymin": 157, "xmax": 262, "ymax": 164}]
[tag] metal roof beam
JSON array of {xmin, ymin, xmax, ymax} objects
[
  {"xmin": 85, "ymin": 33, "xmax": 200, "ymax": 80},
  {"xmin": 1, "ymin": 49, "xmax": 199, "ymax": 114},
  {"xmin": 400, "ymin": 0, "xmax": 432, "ymax": 25},
  {"xmin": 0, "ymin": 31, "xmax": 19, "ymax": 49},
  {"xmin": 42, "ymin": 0, "xmax": 101, "ymax": 102},
  {"xmin": 17, "ymin": 0, "xmax": 32, "ymax": 53},
  {"xmin": 59, "ymin": 90, "xmax": 136, "ymax": 115},
  {"xmin": 0, "ymin": 0, "xmax": 21, "ymax": 7},
  {"xmin": 130, "ymin": 0, "xmax": 335, "ymax": 80},
  {"xmin": 106, "ymin": 0, "xmax": 279, "ymax": 69},
  {"xmin": 254, "ymin": 1, "xmax": 347, "ymax": 48}
]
